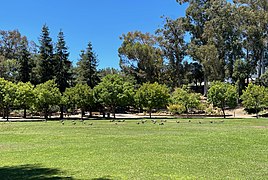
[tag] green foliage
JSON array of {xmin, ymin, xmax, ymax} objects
[
  {"xmin": 54, "ymin": 30, "xmax": 71, "ymax": 93},
  {"xmin": 0, "ymin": 58, "xmax": 20, "ymax": 82},
  {"xmin": 208, "ymin": 81, "xmax": 238, "ymax": 118},
  {"xmin": 1, "ymin": 80, "xmax": 17, "ymax": 107},
  {"xmin": 170, "ymin": 87, "xmax": 201, "ymax": 114},
  {"xmin": 63, "ymin": 83, "xmax": 93, "ymax": 112},
  {"xmin": 241, "ymin": 83, "xmax": 268, "ymax": 118},
  {"xmin": 0, "ymin": 29, "xmax": 28, "ymax": 59},
  {"xmin": 156, "ymin": 17, "xmax": 187, "ymax": 88},
  {"xmin": 257, "ymin": 70, "xmax": 268, "ymax": 87},
  {"xmin": 17, "ymin": 39, "xmax": 31, "ymax": 83},
  {"xmin": 118, "ymin": 31, "xmax": 163, "ymax": 84},
  {"xmin": 38, "ymin": 25, "xmax": 54, "ymax": 83},
  {"xmin": 15, "ymin": 82, "xmax": 35, "ymax": 109},
  {"xmin": 0, "ymin": 78, "xmax": 17, "ymax": 120},
  {"xmin": 167, "ymin": 104, "xmax": 185, "ymax": 115},
  {"xmin": 34, "ymin": 80, "xmax": 61, "ymax": 119},
  {"xmin": 135, "ymin": 82, "xmax": 170, "ymax": 118},
  {"xmin": 94, "ymin": 74, "xmax": 135, "ymax": 117},
  {"xmin": 76, "ymin": 42, "xmax": 99, "ymax": 88}
]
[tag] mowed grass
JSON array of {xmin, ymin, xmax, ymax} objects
[{"xmin": 0, "ymin": 118, "xmax": 267, "ymax": 179}]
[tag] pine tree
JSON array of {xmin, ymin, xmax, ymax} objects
[
  {"xmin": 77, "ymin": 42, "xmax": 99, "ymax": 88},
  {"xmin": 54, "ymin": 30, "xmax": 71, "ymax": 93},
  {"xmin": 54, "ymin": 30, "xmax": 72, "ymax": 119},
  {"xmin": 38, "ymin": 24, "xmax": 54, "ymax": 83},
  {"xmin": 18, "ymin": 40, "xmax": 31, "ymax": 83}
]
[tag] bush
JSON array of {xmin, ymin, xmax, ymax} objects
[
  {"xmin": 244, "ymin": 108, "xmax": 261, "ymax": 114},
  {"xmin": 168, "ymin": 104, "xmax": 186, "ymax": 115}
]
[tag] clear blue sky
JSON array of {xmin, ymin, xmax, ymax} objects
[{"xmin": 1, "ymin": 0, "xmax": 187, "ymax": 69}]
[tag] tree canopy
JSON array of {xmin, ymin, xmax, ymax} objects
[
  {"xmin": 94, "ymin": 74, "xmax": 135, "ymax": 118},
  {"xmin": 241, "ymin": 83, "xmax": 268, "ymax": 118},
  {"xmin": 208, "ymin": 81, "xmax": 238, "ymax": 118},
  {"xmin": 135, "ymin": 82, "xmax": 170, "ymax": 118}
]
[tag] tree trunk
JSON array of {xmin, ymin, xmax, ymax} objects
[
  {"xmin": 113, "ymin": 106, "xmax": 116, "ymax": 119},
  {"xmin": 222, "ymin": 107, "xmax": 226, "ymax": 119},
  {"xmin": 204, "ymin": 74, "xmax": 208, "ymax": 97},
  {"xmin": 6, "ymin": 107, "xmax": 9, "ymax": 122},
  {"xmin": 186, "ymin": 106, "xmax": 188, "ymax": 118},
  {"xmin": 2, "ymin": 109, "xmax": 5, "ymax": 119},
  {"xmin": 60, "ymin": 105, "xmax": 64, "ymax": 119},
  {"xmin": 89, "ymin": 107, "xmax": 92, "ymax": 118},
  {"xmin": 255, "ymin": 105, "xmax": 259, "ymax": 119},
  {"xmin": 81, "ymin": 108, "xmax": 84, "ymax": 120},
  {"xmin": 149, "ymin": 108, "xmax": 152, "ymax": 119},
  {"xmin": 23, "ymin": 106, "xmax": 27, "ymax": 118},
  {"xmin": 44, "ymin": 108, "xmax": 48, "ymax": 120}
]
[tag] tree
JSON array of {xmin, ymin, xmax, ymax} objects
[
  {"xmin": 0, "ymin": 29, "xmax": 28, "ymax": 59},
  {"xmin": 202, "ymin": 1, "xmax": 244, "ymax": 80},
  {"xmin": 93, "ymin": 74, "xmax": 135, "ymax": 118},
  {"xmin": 76, "ymin": 42, "xmax": 100, "ymax": 88},
  {"xmin": 194, "ymin": 44, "xmax": 222, "ymax": 95},
  {"xmin": 156, "ymin": 17, "xmax": 187, "ymax": 89},
  {"xmin": 258, "ymin": 70, "xmax": 268, "ymax": 87},
  {"xmin": 15, "ymin": 82, "xmax": 35, "ymax": 118},
  {"xmin": 241, "ymin": 83, "xmax": 268, "ymax": 118},
  {"xmin": 34, "ymin": 80, "xmax": 61, "ymax": 120},
  {"xmin": 118, "ymin": 31, "xmax": 164, "ymax": 84},
  {"xmin": 170, "ymin": 87, "xmax": 200, "ymax": 117},
  {"xmin": 0, "ymin": 78, "xmax": 17, "ymax": 121},
  {"xmin": 207, "ymin": 81, "xmax": 238, "ymax": 118},
  {"xmin": 17, "ymin": 39, "xmax": 31, "ymax": 83},
  {"xmin": 176, "ymin": 0, "xmax": 216, "ymax": 95},
  {"xmin": 233, "ymin": 59, "xmax": 250, "ymax": 96},
  {"xmin": 177, "ymin": 0, "xmax": 245, "ymax": 94},
  {"xmin": 188, "ymin": 62, "xmax": 204, "ymax": 87},
  {"xmin": 38, "ymin": 25, "xmax": 54, "ymax": 83},
  {"xmin": 135, "ymin": 82, "xmax": 170, "ymax": 118},
  {"xmin": 234, "ymin": 0, "xmax": 268, "ymax": 78},
  {"xmin": 0, "ymin": 58, "xmax": 20, "ymax": 82},
  {"xmin": 98, "ymin": 67, "xmax": 121, "ymax": 78},
  {"xmin": 54, "ymin": 30, "xmax": 72, "ymax": 119},
  {"xmin": 63, "ymin": 84, "xmax": 94, "ymax": 119}
]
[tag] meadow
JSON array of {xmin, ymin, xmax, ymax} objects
[{"xmin": 0, "ymin": 118, "xmax": 267, "ymax": 179}]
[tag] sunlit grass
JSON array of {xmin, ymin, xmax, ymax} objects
[{"xmin": 1, "ymin": 118, "xmax": 267, "ymax": 179}]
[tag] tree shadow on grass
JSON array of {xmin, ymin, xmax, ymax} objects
[
  {"xmin": 91, "ymin": 176, "xmax": 113, "ymax": 180},
  {"xmin": 0, "ymin": 164, "xmax": 73, "ymax": 180}
]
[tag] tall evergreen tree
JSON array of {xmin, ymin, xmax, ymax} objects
[
  {"xmin": 18, "ymin": 39, "xmax": 31, "ymax": 83},
  {"xmin": 54, "ymin": 30, "xmax": 71, "ymax": 119},
  {"xmin": 54, "ymin": 30, "xmax": 71, "ymax": 93},
  {"xmin": 38, "ymin": 24, "xmax": 54, "ymax": 83},
  {"xmin": 76, "ymin": 42, "xmax": 99, "ymax": 88}
]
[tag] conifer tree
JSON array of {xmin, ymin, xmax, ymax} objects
[
  {"xmin": 54, "ymin": 30, "xmax": 71, "ymax": 93},
  {"xmin": 54, "ymin": 30, "xmax": 71, "ymax": 119},
  {"xmin": 76, "ymin": 42, "xmax": 99, "ymax": 88},
  {"xmin": 18, "ymin": 40, "xmax": 31, "ymax": 83},
  {"xmin": 38, "ymin": 24, "xmax": 54, "ymax": 83}
]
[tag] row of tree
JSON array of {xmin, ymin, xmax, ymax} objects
[
  {"xmin": 0, "ymin": 75, "xmax": 167, "ymax": 120},
  {"xmin": 1, "ymin": 75, "xmax": 267, "ymax": 120},
  {"xmin": 0, "ymin": 25, "xmax": 100, "ymax": 88},
  {"xmin": 0, "ymin": 25, "xmax": 101, "ymax": 118}
]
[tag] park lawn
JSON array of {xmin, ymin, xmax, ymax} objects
[{"xmin": 0, "ymin": 118, "xmax": 267, "ymax": 179}]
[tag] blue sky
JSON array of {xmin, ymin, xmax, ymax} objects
[{"xmin": 1, "ymin": 0, "xmax": 187, "ymax": 69}]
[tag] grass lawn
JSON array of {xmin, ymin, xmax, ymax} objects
[{"xmin": 0, "ymin": 118, "xmax": 267, "ymax": 179}]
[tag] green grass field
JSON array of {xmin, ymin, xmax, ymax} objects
[{"xmin": 0, "ymin": 118, "xmax": 267, "ymax": 179}]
